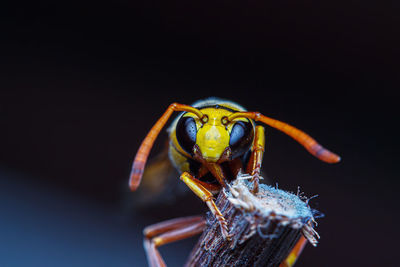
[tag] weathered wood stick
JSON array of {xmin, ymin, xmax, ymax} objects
[{"xmin": 185, "ymin": 178, "xmax": 319, "ymax": 267}]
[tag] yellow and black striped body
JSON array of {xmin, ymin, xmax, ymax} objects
[{"xmin": 167, "ymin": 98, "xmax": 260, "ymax": 194}]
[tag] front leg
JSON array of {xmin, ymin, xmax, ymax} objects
[
  {"xmin": 246, "ymin": 125, "xmax": 265, "ymax": 194},
  {"xmin": 180, "ymin": 172, "xmax": 231, "ymax": 240}
]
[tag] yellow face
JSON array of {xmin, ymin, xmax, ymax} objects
[
  {"xmin": 195, "ymin": 108, "xmax": 232, "ymax": 162},
  {"xmin": 174, "ymin": 107, "xmax": 254, "ymax": 163}
]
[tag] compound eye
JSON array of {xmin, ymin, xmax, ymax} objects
[
  {"xmin": 229, "ymin": 120, "xmax": 254, "ymax": 158},
  {"xmin": 176, "ymin": 116, "xmax": 197, "ymax": 155}
]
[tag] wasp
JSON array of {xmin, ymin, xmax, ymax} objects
[{"xmin": 129, "ymin": 98, "xmax": 340, "ymax": 267}]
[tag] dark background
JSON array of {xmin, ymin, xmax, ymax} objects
[{"xmin": 1, "ymin": 1, "xmax": 399, "ymax": 266}]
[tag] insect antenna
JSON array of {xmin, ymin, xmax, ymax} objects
[
  {"xmin": 129, "ymin": 103, "xmax": 205, "ymax": 191},
  {"xmin": 227, "ymin": 112, "xmax": 341, "ymax": 163}
]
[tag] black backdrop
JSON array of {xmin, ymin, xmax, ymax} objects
[{"xmin": 1, "ymin": 1, "xmax": 399, "ymax": 266}]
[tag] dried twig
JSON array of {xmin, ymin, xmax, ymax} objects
[{"xmin": 185, "ymin": 178, "xmax": 319, "ymax": 267}]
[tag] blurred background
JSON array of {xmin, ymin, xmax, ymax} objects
[{"xmin": 1, "ymin": 0, "xmax": 399, "ymax": 266}]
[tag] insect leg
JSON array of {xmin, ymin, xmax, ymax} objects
[
  {"xmin": 279, "ymin": 236, "xmax": 308, "ymax": 267},
  {"xmin": 246, "ymin": 125, "xmax": 265, "ymax": 194},
  {"xmin": 143, "ymin": 216, "xmax": 206, "ymax": 267},
  {"xmin": 144, "ymin": 215, "xmax": 204, "ymax": 238},
  {"xmin": 180, "ymin": 172, "xmax": 231, "ymax": 240}
]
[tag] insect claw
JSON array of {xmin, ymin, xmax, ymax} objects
[
  {"xmin": 225, "ymin": 233, "xmax": 233, "ymax": 241},
  {"xmin": 220, "ymin": 224, "xmax": 231, "ymax": 240},
  {"xmin": 251, "ymin": 179, "xmax": 259, "ymax": 194},
  {"xmin": 215, "ymin": 214, "xmax": 232, "ymax": 240}
]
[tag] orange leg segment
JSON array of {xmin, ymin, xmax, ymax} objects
[
  {"xmin": 246, "ymin": 125, "xmax": 265, "ymax": 193},
  {"xmin": 279, "ymin": 236, "xmax": 308, "ymax": 267},
  {"xmin": 143, "ymin": 216, "xmax": 206, "ymax": 267},
  {"xmin": 180, "ymin": 172, "xmax": 230, "ymax": 239},
  {"xmin": 130, "ymin": 103, "xmax": 205, "ymax": 191},
  {"xmin": 228, "ymin": 112, "xmax": 341, "ymax": 164}
]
